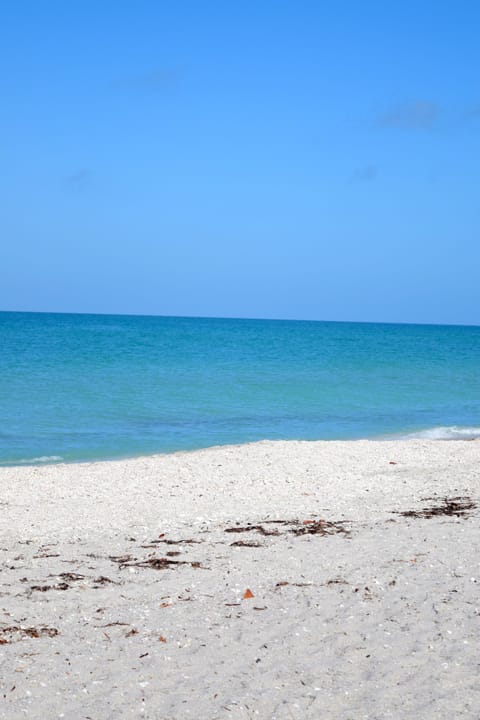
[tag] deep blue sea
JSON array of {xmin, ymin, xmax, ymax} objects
[{"xmin": 1, "ymin": 312, "xmax": 479, "ymax": 465}]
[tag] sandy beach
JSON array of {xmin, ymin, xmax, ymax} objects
[{"xmin": 1, "ymin": 439, "xmax": 479, "ymax": 719}]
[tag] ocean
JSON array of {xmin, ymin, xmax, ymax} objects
[{"xmin": 0, "ymin": 311, "xmax": 479, "ymax": 465}]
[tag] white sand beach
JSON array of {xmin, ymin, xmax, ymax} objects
[{"xmin": 1, "ymin": 439, "xmax": 479, "ymax": 719}]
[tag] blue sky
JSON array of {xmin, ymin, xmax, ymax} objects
[{"xmin": 1, "ymin": 1, "xmax": 479, "ymax": 324}]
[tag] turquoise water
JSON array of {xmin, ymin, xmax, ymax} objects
[{"xmin": 1, "ymin": 311, "xmax": 479, "ymax": 465}]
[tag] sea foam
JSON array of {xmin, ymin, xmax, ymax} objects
[
  {"xmin": 18, "ymin": 455, "xmax": 64, "ymax": 464},
  {"xmin": 400, "ymin": 426, "xmax": 480, "ymax": 441}
]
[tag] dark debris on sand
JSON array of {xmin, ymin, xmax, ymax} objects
[
  {"xmin": 110, "ymin": 556, "xmax": 203, "ymax": 571},
  {"xmin": 396, "ymin": 496, "xmax": 476, "ymax": 520},
  {"xmin": 0, "ymin": 625, "xmax": 59, "ymax": 644},
  {"xmin": 225, "ymin": 518, "xmax": 351, "ymax": 538}
]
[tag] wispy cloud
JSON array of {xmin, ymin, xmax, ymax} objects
[
  {"xmin": 351, "ymin": 164, "xmax": 378, "ymax": 183},
  {"xmin": 64, "ymin": 169, "xmax": 92, "ymax": 188},
  {"xmin": 379, "ymin": 101, "xmax": 440, "ymax": 130}
]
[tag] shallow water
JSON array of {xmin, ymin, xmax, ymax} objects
[{"xmin": 1, "ymin": 312, "xmax": 479, "ymax": 465}]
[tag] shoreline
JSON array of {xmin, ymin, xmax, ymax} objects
[
  {"xmin": 1, "ymin": 439, "xmax": 479, "ymax": 718},
  {"xmin": 1, "ymin": 438, "xmax": 480, "ymax": 537},
  {"xmin": 3, "ymin": 426, "xmax": 480, "ymax": 469}
]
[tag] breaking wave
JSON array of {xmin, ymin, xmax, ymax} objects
[
  {"xmin": 397, "ymin": 426, "xmax": 480, "ymax": 441},
  {"xmin": 17, "ymin": 455, "xmax": 64, "ymax": 464}
]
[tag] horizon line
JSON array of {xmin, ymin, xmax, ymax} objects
[{"xmin": 0, "ymin": 308, "xmax": 479, "ymax": 330}]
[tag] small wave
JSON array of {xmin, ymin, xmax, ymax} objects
[
  {"xmin": 18, "ymin": 455, "xmax": 64, "ymax": 464},
  {"xmin": 399, "ymin": 426, "xmax": 480, "ymax": 441}
]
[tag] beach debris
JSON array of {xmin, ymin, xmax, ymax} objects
[
  {"xmin": 291, "ymin": 519, "xmax": 350, "ymax": 537},
  {"xmin": 396, "ymin": 496, "xmax": 476, "ymax": 519},
  {"xmin": 243, "ymin": 588, "xmax": 254, "ymax": 599},
  {"xmin": 225, "ymin": 518, "xmax": 350, "ymax": 538},
  {"xmin": 111, "ymin": 555, "xmax": 203, "ymax": 571},
  {"xmin": 0, "ymin": 625, "xmax": 59, "ymax": 643},
  {"xmin": 159, "ymin": 635, "xmax": 167, "ymax": 643},
  {"xmin": 103, "ymin": 622, "xmax": 129, "ymax": 627},
  {"xmin": 230, "ymin": 540, "xmax": 262, "ymax": 547},
  {"xmin": 142, "ymin": 537, "xmax": 202, "ymax": 546},
  {"xmin": 32, "ymin": 544, "xmax": 60, "ymax": 559},
  {"xmin": 93, "ymin": 576, "xmax": 118, "ymax": 586},
  {"xmin": 128, "ymin": 557, "xmax": 184, "ymax": 570},
  {"xmin": 109, "ymin": 554, "xmax": 133, "ymax": 564},
  {"xmin": 274, "ymin": 581, "xmax": 313, "ymax": 589},
  {"xmin": 30, "ymin": 583, "xmax": 69, "ymax": 592},
  {"xmin": 225, "ymin": 525, "xmax": 280, "ymax": 536},
  {"xmin": 56, "ymin": 572, "xmax": 85, "ymax": 582}
]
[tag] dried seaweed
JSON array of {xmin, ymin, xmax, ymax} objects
[
  {"xmin": 113, "ymin": 556, "xmax": 202, "ymax": 571},
  {"xmin": 275, "ymin": 581, "xmax": 313, "ymax": 588},
  {"xmin": 225, "ymin": 525, "xmax": 280, "ymax": 536},
  {"xmin": 0, "ymin": 625, "xmax": 59, "ymax": 643},
  {"xmin": 397, "ymin": 496, "xmax": 476, "ymax": 519},
  {"xmin": 57, "ymin": 572, "xmax": 84, "ymax": 582},
  {"xmin": 225, "ymin": 518, "xmax": 350, "ymax": 538},
  {"xmin": 153, "ymin": 538, "xmax": 202, "ymax": 545},
  {"xmin": 103, "ymin": 622, "xmax": 129, "ymax": 627},
  {"xmin": 30, "ymin": 583, "xmax": 69, "ymax": 592},
  {"xmin": 108, "ymin": 554, "xmax": 133, "ymax": 564},
  {"xmin": 93, "ymin": 576, "xmax": 118, "ymax": 586},
  {"xmin": 290, "ymin": 519, "xmax": 350, "ymax": 537}
]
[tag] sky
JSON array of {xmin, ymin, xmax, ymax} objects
[{"xmin": 1, "ymin": 1, "xmax": 479, "ymax": 325}]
